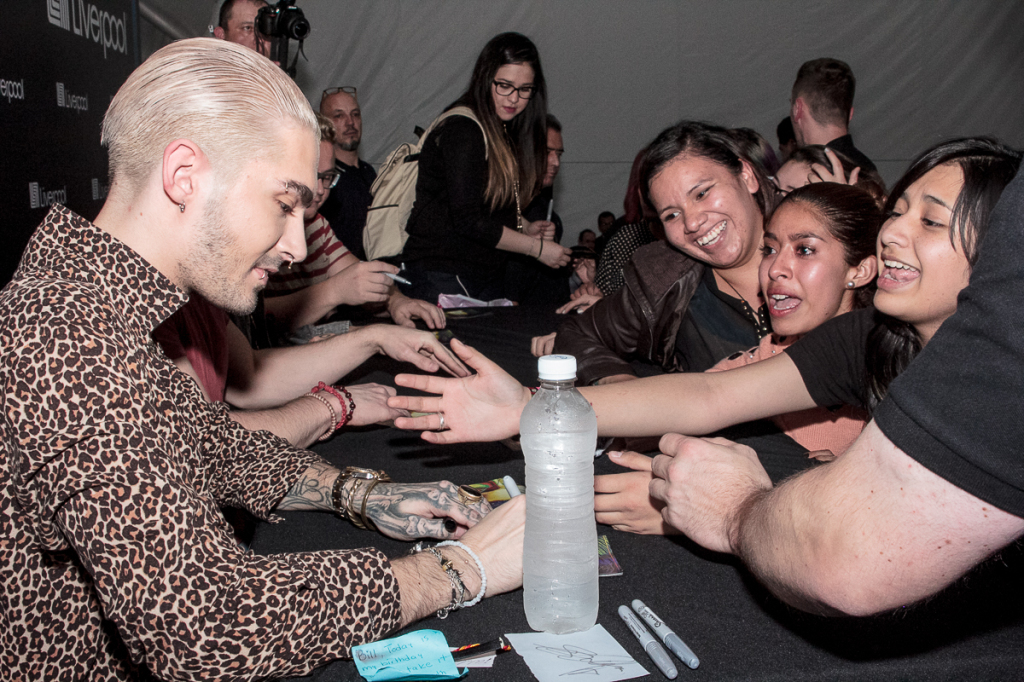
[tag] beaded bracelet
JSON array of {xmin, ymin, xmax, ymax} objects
[
  {"xmin": 409, "ymin": 543, "xmax": 467, "ymax": 619},
  {"xmin": 436, "ymin": 540, "xmax": 487, "ymax": 607},
  {"xmin": 303, "ymin": 392, "xmax": 338, "ymax": 441},
  {"xmin": 337, "ymin": 385, "xmax": 356, "ymax": 424},
  {"xmin": 310, "ymin": 382, "xmax": 356, "ymax": 428}
]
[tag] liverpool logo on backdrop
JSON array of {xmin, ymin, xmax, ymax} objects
[{"xmin": 47, "ymin": 0, "xmax": 129, "ymax": 59}]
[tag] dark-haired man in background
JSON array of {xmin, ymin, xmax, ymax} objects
[
  {"xmin": 213, "ymin": 0, "xmax": 270, "ymax": 57},
  {"xmin": 504, "ymin": 114, "xmax": 571, "ymax": 305},
  {"xmin": 790, "ymin": 57, "xmax": 876, "ymax": 174}
]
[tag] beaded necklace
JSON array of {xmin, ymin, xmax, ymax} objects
[{"xmin": 720, "ymin": 276, "xmax": 770, "ymax": 338}]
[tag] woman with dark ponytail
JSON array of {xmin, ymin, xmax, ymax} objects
[{"xmin": 400, "ymin": 32, "xmax": 572, "ymax": 302}]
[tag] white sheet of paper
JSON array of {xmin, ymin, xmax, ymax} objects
[
  {"xmin": 506, "ymin": 625, "xmax": 648, "ymax": 682},
  {"xmin": 457, "ymin": 654, "xmax": 496, "ymax": 668}
]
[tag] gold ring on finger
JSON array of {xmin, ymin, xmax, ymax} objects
[{"xmin": 457, "ymin": 484, "xmax": 482, "ymax": 506}]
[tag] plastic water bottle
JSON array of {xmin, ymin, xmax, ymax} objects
[{"xmin": 521, "ymin": 354, "xmax": 599, "ymax": 634}]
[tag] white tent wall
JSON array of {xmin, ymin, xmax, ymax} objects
[{"xmin": 142, "ymin": 0, "xmax": 1024, "ymax": 243}]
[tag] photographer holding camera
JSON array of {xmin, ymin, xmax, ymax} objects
[
  {"xmin": 215, "ymin": 0, "xmax": 309, "ymax": 76},
  {"xmin": 213, "ymin": 0, "xmax": 271, "ymax": 57}
]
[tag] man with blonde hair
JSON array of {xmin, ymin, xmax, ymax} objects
[
  {"xmin": 0, "ymin": 38, "xmax": 523, "ymax": 679},
  {"xmin": 153, "ymin": 114, "xmax": 448, "ymax": 448}
]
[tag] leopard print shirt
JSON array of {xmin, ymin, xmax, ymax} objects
[{"xmin": 0, "ymin": 206, "xmax": 401, "ymax": 680}]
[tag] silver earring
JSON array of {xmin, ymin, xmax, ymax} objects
[
  {"xmin": 846, "ymin": 281, "xmax": 855, "ymax": 288},
  {"xmin": 179, "ymin": 203, "xmax": 186, "ymax": 213}
]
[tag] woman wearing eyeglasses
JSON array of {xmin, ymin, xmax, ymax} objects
[{"xmin": 399, "ymin": 32, "xmax": 572, "ymax": 303}]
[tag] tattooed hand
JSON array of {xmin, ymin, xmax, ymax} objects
[{"xmin": 365, "ymin": 480, "xmax": 491, "ymax": 541}]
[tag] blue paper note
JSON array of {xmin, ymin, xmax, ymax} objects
[{"xmin": 352, "ymin": 630, "xmax": 464, "ymax": 681}]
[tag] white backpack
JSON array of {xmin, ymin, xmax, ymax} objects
[{"xmin": 363, "ymin": 106, "xmax": 487, "ymax": 261}]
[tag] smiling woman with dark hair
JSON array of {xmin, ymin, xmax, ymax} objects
[{"xmin": 556, "ymin": 120, "xmax": 779, "ymax": 385}]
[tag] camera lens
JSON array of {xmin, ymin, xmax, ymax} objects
[{"xmin": 283, "ymin": 12, "xmax": 311, "ymax": 40}]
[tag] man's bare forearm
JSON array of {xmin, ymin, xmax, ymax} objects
[
  {"xmin": 730, "ymin": 481, "xmax": 845, "ymax": 616},
  {"xmin": 229, "ymin": 396, "xmax": 334, "ymax": 448},
  {"xmin": 264, "ymin": 279, "xmax": 342, "ymax": 332},
  {"xmin": 227, "ymin": 327, "xmax": 379, "ymax": 409},
  {"xmin": 728, "ymin": 421, "xmax": 1024, "ymax": 616}
]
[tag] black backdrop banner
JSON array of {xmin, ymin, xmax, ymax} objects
[{"xmin": 1, "ymin": 0, "xmax": 139, "ymax": 286}]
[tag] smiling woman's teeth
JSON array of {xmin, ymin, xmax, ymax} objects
[
  {"xmin": 882, "ymin": 259, "xmax": 920, "ymax": 282},
  {"xmin": 883, "ymin": 259, "xmax": 917, "ymax": 271},
  {"xmin": 697, "ymin": 221, "xmax": 726, "ymax": 246}
]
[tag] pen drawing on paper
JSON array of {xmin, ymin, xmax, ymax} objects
[{"xmin": 534, "ymin": 644, "xmax": 633, "ymax": 676}]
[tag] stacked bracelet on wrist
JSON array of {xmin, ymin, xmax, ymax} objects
[
  {"xmin": 308, "ymin": 382, "xmax": 357, "ymax": 440},
  {"xmin": 436, "ymin": 540, "xmax": 486, "ymax": 607},
  {"xmin": 409, "ymin": 540, "xmax": 487, "ymax": 618},
  {"xmin": 427, "ymin": 547, "xmax": 465, "ymax": 619},
  {"xmin": 331, "ymin": 467, "xmax": 390, "ymax": 528}
]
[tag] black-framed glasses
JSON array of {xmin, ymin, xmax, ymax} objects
[
  {"xmin": 318, "ymin": 170, "xmax": 340, "ymax": 189},
  {"xmin": 320, "ymin": 86, "xmax": 357, "ymax": 105},
  {"xmin": 492, "ymin": 80, "xmax": 536, "ymax": 99}
]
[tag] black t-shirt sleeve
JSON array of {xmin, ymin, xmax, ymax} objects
[
  {"xmin": 874, "ymin": 172, "xmax": 1024, "ymax": 517},
  {"xmin": 784, "ymin": 307, "xmax": 876, "ymax": 410}
]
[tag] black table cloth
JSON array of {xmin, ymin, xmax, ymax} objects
[{"xmin": 251, "ymin": 306, "xmax": 1024, "ymax": 681}]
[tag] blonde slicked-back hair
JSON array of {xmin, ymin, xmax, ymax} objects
[{"xmin": 102, "ymin": 38, "xmax": 318, "ymax": 198}]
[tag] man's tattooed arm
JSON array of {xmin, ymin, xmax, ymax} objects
[
  {"xmin": 276, "ymin": 461, "xmax": 339, "ymax": 511},
  {"xmin": 275, "ymin": 468, "xmax": 492, "ymax": 543}
]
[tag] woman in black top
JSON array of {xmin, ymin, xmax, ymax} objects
[{"xmin": 400, "ymin": 32, "xmax": 571, "ymax": 302}]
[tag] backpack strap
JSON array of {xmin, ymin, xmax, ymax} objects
[{"xmin": 420, "ymin": 106, "xmax": 488, "ymax": 159}]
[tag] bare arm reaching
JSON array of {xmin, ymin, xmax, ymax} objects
[
  {"xmin": 225, "ymin": 320, "xmax": 467, "ymax": 411},
  {"xmin": 391, "ymin": 338, "xmax": 815, "ymax": 442},
  {"xmin": 263, "ymin": 253, "xmax": 395, "ymax": 331}
]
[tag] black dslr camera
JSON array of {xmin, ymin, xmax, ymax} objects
[{"xmin": 256, "ymin": 1, "xmax": 310, "ymax": 78}]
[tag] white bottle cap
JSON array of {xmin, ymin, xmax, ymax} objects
[{"xmin": 537, "ymin": 354, "xmax": 577, "ymax": 381}]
